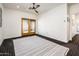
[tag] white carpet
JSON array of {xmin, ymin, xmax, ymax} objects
[{"xmin": 13, "ymin": 36, "xmax": 69, "ymax": 56}]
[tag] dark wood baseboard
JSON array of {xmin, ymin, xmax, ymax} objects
[
  {"xmin": 36, "ymin": 34, "xmax": 66, "ymax": 45},
  {"xmin": 4, "ymin": 34, "xmax": 67, "ymax": 45}
]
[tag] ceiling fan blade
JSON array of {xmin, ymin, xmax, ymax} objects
[
  {"xmin": 29, "ymin": 3, "xmax": 40, "ymax": 14},
  {"xmin": 34, "ymin": 9, "xmax": 39, "ymax": 14},
  {"xmin": 36, "ymin": 5, "xmax": 40, "ymax": 8},
  {"xmin": 29, "ymin": 7, "xmax": 33, "ymax": 9}
]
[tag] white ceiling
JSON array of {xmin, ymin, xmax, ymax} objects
[{"xmin": 2, "ymin": 3, "xmax": 62, "ymax": 15}]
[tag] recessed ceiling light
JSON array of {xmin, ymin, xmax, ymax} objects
[{"xmin": 17, "ymin": 5, "xmax": 20, "ymax": 8}]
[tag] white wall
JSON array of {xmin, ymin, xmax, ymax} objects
[
  {"xmin": 67, "ymin": 4, "xmax": 72, "ymax": 41},
  {"xmin": 69, "ymin": 4, "xmax": 79, "ymax": 38},
  {"xmin": 75, "ymin": 14, "xmax": 79, "ymax": 34},
  {"xmin": 3, "ymin": 8, "xmax": 36, "ymax": 39},
  {"xmin": 0, "ymin": 4, "xmax": 4, "ymax": 45},
  {"xmin": 37, "ymin": 4, "xmax": 68, "ymax": 43}
]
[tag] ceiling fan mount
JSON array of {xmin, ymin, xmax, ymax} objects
[{"xmin": 29, "ymin": 3, "xmax": 40, "ymax": 14}]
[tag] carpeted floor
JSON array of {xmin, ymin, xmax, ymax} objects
[
  {"xmin": 13, "ymin": 36, "xmax": 69, "ymax": 56},
  {"xmin": 0, "ymin": 35, "xmax": 79, "ymax": 56}
]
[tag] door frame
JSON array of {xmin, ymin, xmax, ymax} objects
[{"xmin": 21, "ymin": 18, "xmax": 36, "ymax": 36}]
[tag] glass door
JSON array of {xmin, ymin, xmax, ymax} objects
[
  {"xmin": 23, "ymin": 20, "xmax": 28, "ymax": 33},
  {"xmin": 21, "ymin": 18, "xmax": 36, "ymax": 36},
  {"xmin": 30, "ymin": 20, "xmax": 36, "ymax": 32}
]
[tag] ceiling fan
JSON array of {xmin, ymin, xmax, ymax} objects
[{"xmin": 29, "ymin": 3, "xmax": 40, "ymax": 14}]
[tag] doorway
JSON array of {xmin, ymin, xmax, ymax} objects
[{"xmin": 21, "ymin": 18, "xmax": 36, "ymax": 36}]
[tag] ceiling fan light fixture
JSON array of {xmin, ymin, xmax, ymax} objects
[{"xmin": 29, "ymin": 3, "xmax": 40, "ymax": 14}]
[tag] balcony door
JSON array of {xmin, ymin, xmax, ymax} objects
[{"xmin": 21, "ymin": 18, "xmax": 36, "ymax": 36}]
